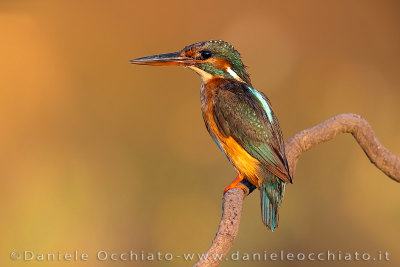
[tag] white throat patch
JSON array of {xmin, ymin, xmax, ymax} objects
[{"xmin": 188, "ymin": 66, "xmax": 213, "ymax": 82}]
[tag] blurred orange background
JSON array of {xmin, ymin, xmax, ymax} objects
[{"xmin": 1, "ymin": 0, "xmax": 399, "ymax": 266}]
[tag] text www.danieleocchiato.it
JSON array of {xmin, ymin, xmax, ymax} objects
[{"xmin": 10, "ymin": 250, "xmax": 390, "ymax": 262}]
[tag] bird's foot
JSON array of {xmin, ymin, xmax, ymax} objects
[{"xmin": 224, "ymin": 174, "xmax": 248, "ymax": 195}]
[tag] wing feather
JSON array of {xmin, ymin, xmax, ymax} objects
[{"xmin": 213, "ymin": 85, "xmax": 291, "ymax": 183}]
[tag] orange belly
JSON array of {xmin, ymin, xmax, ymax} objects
[
  {"xmin": 220, "ymin": 136, "xmax": 262, "ymax": 187},
  {"xmin": 205, "ymin": 105, "xmax": 261, "ymax": 187}
]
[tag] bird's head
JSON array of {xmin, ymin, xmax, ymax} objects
[{"xmin": 130, "ymin": 40, "xmax": 251, "ymax": 85}]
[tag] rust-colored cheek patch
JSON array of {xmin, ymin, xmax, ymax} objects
[
  {"xmin": 192, "ymin": 57, "xmax": 231, "ymax": 69},
  {"xmin": 213, "ymin": 58, "xmax": 231, "ymax": 70}
]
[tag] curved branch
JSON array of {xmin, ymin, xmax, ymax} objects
[
  {"xmin": 285, "ymin": 113, "xmax": 400, "ymax": 181},
  {"xmin": 193, "ymin": 113, "xmax": 399, "ymax": 267}
]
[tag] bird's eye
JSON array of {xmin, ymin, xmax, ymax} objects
[{"xmin": 200, "ymin": 50, "xmax": 212, "ymax": 60}]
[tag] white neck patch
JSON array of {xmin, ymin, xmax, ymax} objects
[{"xmin": 226, "ymin": 67, "xmax": 244, "ymax": 82}]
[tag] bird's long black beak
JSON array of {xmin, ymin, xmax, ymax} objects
[{"xmin": 130, "ymin": 52, "xmax": 195, "ymax": 66}]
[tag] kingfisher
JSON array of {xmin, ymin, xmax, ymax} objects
[{"xmin": 130, "ymin": 40, "xmax": 292, "ymax": 231}]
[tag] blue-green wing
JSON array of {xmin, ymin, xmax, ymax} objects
[{"xmin": 213, "ymin": 85, "xmax": 291, "ymax": 183}]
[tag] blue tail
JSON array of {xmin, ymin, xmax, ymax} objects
[{"xmin": 260, "ymin": 177, "xmax": 285, "ymax": 231}]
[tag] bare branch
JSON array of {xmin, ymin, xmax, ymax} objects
[
  {"xmin": 193, "ymin": 188, "xmax": 245, "ymax": 267},
  {"xmin": 285, "ymin": 113, "xmax": 399, "ymax": 182},
  {"xmin": 193, "ymin": 113, "xmax": 399, "ymax": 267}
]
